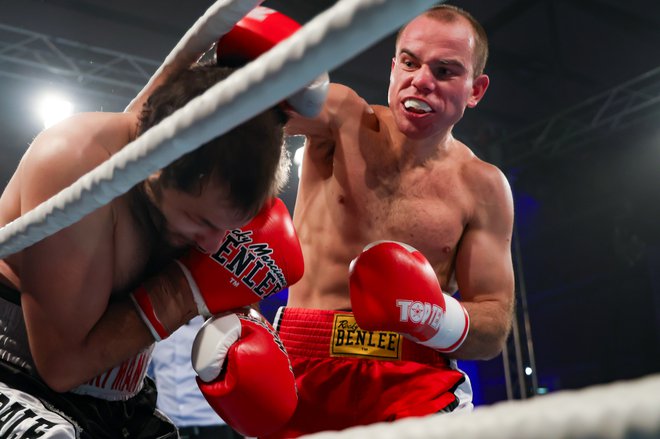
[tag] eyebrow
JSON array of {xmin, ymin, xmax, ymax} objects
[
  {"xmin": 399, "ymin": 49, "xmax": 466, "ymax": 71},
  {"xmin": 399, "ymin": 48, "xmax": 419, "ymax": 60},
  {"xmin": 190, "ymin": 211, "xmax": 221, "ymax": 232}
]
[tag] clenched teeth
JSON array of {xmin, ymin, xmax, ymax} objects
[{"xmin": 403, "ymin": 98, "xmax": 432, "ymax": 113}]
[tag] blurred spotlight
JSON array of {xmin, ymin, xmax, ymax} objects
[
  {"xmin": 284, "ymin": 135, "xmax": 306, "ymax": 179},
  {"xmin": 525, "ymin": 366, "xmax": 533, "ymax": 376},
  {"xmin": 294, "ymin": 146, "xmax": 305, "ymax": 178},
  {"xmin": 37, "ymin": 93, "xmax": 73, "ymax": 128}
]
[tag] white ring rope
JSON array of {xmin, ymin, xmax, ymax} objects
[
  {"xmin": 0, "ymin": 0, "xmax": 441, "ymax": 258},
  {"xmin": 301, "ymin": 372, "xmax": 660, "ymax": 439},
  {"xmin": 124, "ymin": 0, "xmax": 263, "ymax": 113}
]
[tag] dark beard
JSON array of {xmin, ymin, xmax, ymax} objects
[{"xmin": 127, "ymin": 183, "xmax": 186, "ymax": 278}]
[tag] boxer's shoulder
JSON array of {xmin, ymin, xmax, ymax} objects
[{"xmin": 24, "ymin": 112, "xmax": 136, "ymax": 180}]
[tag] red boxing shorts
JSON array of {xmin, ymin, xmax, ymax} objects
[{"xmin": 268, "ymin": 308, "xmax": 471, "ymax": 438}]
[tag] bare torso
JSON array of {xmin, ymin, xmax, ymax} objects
[
  {"xmin": 0, "ymin": 111, "xmax": 184, "ymax": 393},
  {"xmin": 0, "ymin": 110, "xmax": 208, "ymax": 394},
  {"xmin": 288, "ymin": 86, "xmax": 490, "ymax": 310},
  {"xmin": 0, "ymin": 112, "xmax": 156, "ymax": 295}
]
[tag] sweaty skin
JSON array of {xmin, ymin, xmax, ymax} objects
[
  {"xmin": 286, "ymin": 14, "xmax": 515, "ymax": 360},
  {"xmin": 0, "ymin": 111, "xmax": 245, "ymax": 391}
]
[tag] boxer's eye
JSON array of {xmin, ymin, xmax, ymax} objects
[{"xmin": 201, "ymin": 218, "xmax": 220, "ymax": 231}]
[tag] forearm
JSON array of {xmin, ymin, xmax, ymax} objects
[
  {"xmin": 30, "ymin": 265, "xmax": 196, "ymax": 392},
  {"xmin": 133, "ymin": 260, "xmax": 198, "ymax": 339},
  {"xmin": 27, "ymin": 297, "xmax": 154, "ymax": 392},
  {"xmin": 450, "ymin": 298, "xmax": 513, "ymax": 360},
  {"xmin": 79, "ymin": 299, "xmax": 157, "ymax": 382}
]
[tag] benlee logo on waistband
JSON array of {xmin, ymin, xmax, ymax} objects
[{"xmin": 330, "ymin": 314, "xmax": 401, "ymax": 360}]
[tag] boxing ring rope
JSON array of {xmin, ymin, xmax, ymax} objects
[
  {"xmin": 302, "ymin": 373, "xmax": 660, "ymax": 439},
  {"xmin": 124, "ymin": 0, "xmax": 261, "ymax": 113},
  {"xmin": 2, "ymin": 1, "xmax": 658, "ymax": 437},
  {"xmin": 0, "ymin": 0, "xmax": 441, "ymax": 259}
]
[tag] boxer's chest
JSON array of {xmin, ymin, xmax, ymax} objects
[
  {"xmin": 110, "ymin": 196, "xmax": 163, "ymax": 294},
  {"xmin": 332, "ymin": 161, "xmax": 469, "ymax": 267}
]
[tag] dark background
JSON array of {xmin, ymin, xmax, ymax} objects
[{"xmin": 1, "ymin": 0, "xmax": 659, "ymax": 405}]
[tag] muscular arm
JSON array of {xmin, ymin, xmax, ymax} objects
[
  {"xmin": 285, "ymin": 83, "xmax": 377, "ymax": 308},
  {"xmin": 286, "ymin": 83, "xmax": 372, "ymax": 157},
  {"xmin": 285, "ymin": 83, "xmax": 338, "ymax": 139},
  {"xmin": 452, "ymin": 165, "xmax": 515, "ymax": 360}
]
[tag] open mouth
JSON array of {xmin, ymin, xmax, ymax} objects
[{"xmin": 403, "ymin": 98, "xmax": 432, "ymax": 114}]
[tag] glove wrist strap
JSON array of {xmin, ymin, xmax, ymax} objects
[
  {"xmin": 175, "ymin": 260, "xmax": 211, "ymax": 318},
  {"xmin": 418, "ymin": 293, "xmax": 470, "ymax": 353},
  {"xmin": 130, "ymin": 285, "xmax": 170, "ymax": 341}
]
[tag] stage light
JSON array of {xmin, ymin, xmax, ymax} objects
[
  {"xmin": 37, "ymin": 93, "xmax": 73, "ymax": 128},
  {"xmin": 294, "ymin": 146, "xmax": 305, "ymax": 178}
]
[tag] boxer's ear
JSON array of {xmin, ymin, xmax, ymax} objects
[{"xmin": 467, "ymin": 74, "xmax": 489, "ymax": 108}]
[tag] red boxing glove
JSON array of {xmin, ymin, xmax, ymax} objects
[
  {"xmin": 178, "ymin": 197, "xmax": 304, "ymax": 317},
  {"xmin": 191, "ymin": 311, "xmax": 297, "ymax": 438},
  {"xmin": 215, "ymin": 6, "xmax": 329, "ymax": 117},
  {"xmin": 349, "ymin": 241, "xmax": 470, "ymax": 353},
  {"xmin": 131, "ymin": 198, "xmax": 303, "ymax": 341}
]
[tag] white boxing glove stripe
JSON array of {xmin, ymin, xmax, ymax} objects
[
  {"xmin": 175, "ymin": 260, "xmax": 211, "ymax": 318},
  {"xmin": 418, "ymin": 293, "xmax": 470, "ymax": 353},
  {"xmin": 192, "ymin": 314, "xmax": 242, "ymax": 382}
]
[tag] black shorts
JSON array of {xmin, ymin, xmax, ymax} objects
[{"xmin": 0, "ymin": 361, "xmax": 177, "ymax": 438}]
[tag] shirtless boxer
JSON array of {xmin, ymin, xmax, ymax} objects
[
  {"xmin": 269, "ymin": 4, "xmax": 516, "ymax": 437},
  {"xmin": 0, "ymin": 60, "xmax": 307, "ymax": 437}
]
